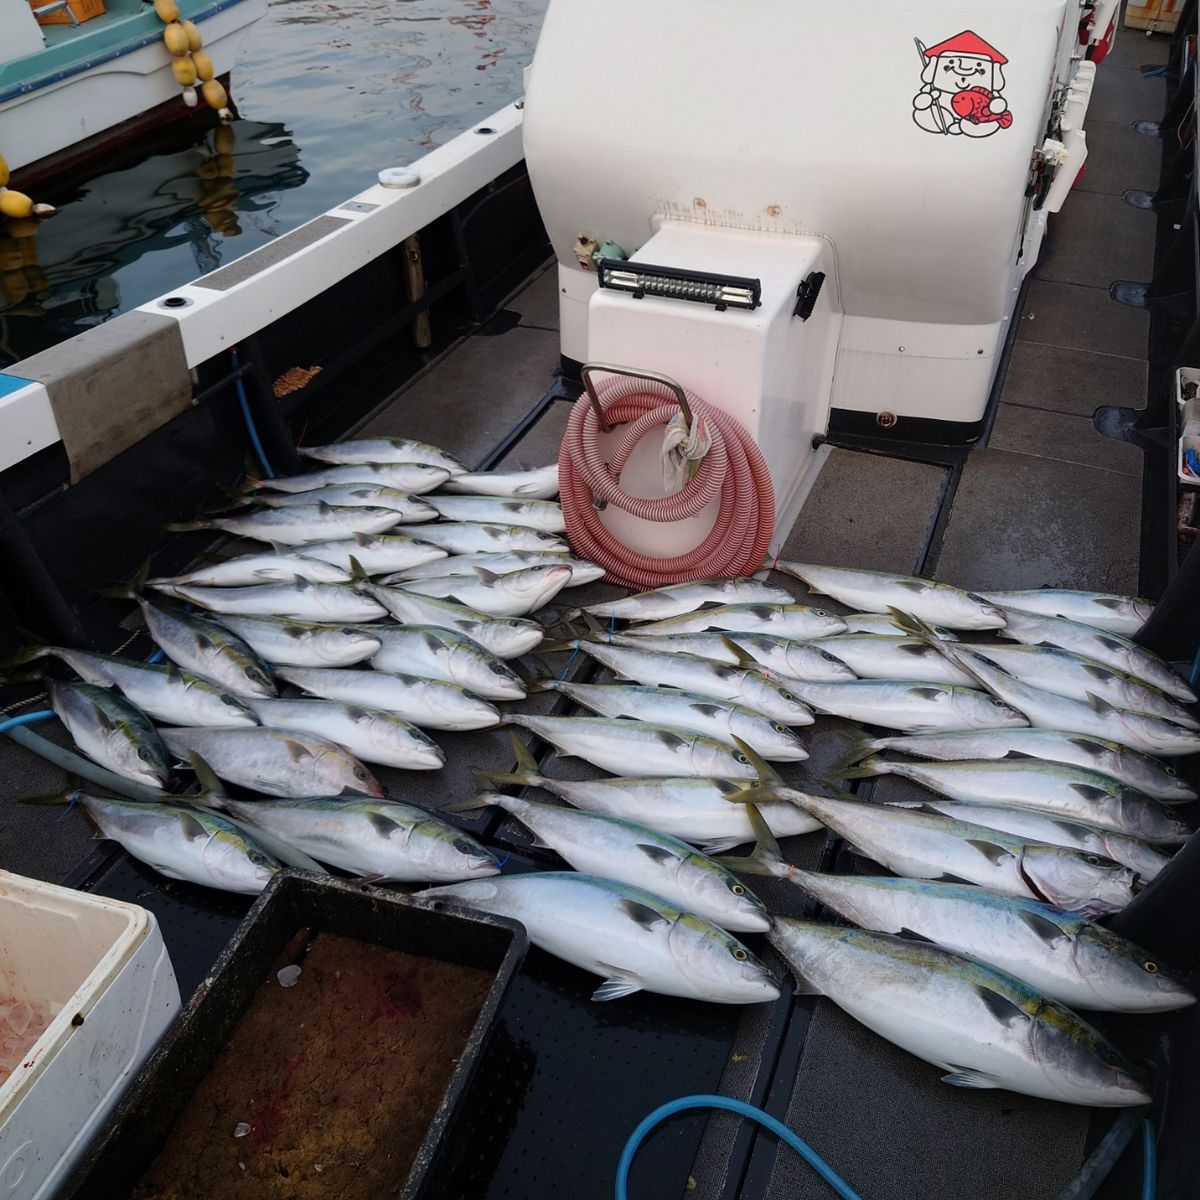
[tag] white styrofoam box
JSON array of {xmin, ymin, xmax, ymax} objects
[
  {"xmin": 0, "ymin": 871, "xmax": 180, "ymax": 1199},
  {"xmin": 1176, "ymin": 368, "xmax": 1200, "ymax": 487}
]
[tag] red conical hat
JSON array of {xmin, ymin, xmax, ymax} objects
[{"xmin": 923, "ymin": 30, "xmax": 1008, "ymax": 64}]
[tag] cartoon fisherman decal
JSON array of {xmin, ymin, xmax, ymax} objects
[{"xmin": 912, "ymin": 30, "xmax": 1013, "ymax": 137}]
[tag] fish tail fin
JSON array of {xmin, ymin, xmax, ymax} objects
[
  {"xmin": 436, "ymin": 792, "xmax": 502, "ymax": 814},
  {"xmin": 186, "ymin": 752, "xmax": 229, "ymax": 803},
  {"xmin": 718, "ymin": 802, "xmax": 786, "ymax": 877},
  {"xmin": 827, "ymin": 754, "xmax": 886, "ymax": 781},
  {"xmin": 164, "ymin": 519, "xmax": 210, "ymax": 533},
  {"xmin": 472, "ymin": 732, "xmax": 540, "ymax": 788},
  {"xmin": 719, "ymin": 635, "xmax": 759, "ymax": 670},
  {"xmin": 525, "ymin": 678, "xmax": 560, "ymax": 694},
  {"xmin": 827, "ymin": 729, "xmax": 881, "ymax": 773},
  {"xmin": 887, "ymin": 607, "xmax": 938, "ymax": 642},
  {"xmin": 0, "ymin": 645, "xmax": 50, "ymax": 681},
  {"xmin": 346, "ymin": 555, "xmax": 369, "ymax": 583},
  {"xmin": 95, "ymin": 557, "xmax": 152, "ymax": 600},
  {"xmin": 732, "ymin": 736, "xmax": 782, "ymax": 788}
]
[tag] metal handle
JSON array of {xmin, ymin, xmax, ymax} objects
[{"xmin": 580, "ymin": 362, "xmax": 694, "ymax": 434}]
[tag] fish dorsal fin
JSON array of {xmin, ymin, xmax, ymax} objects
[
  {"xmin": 732, "ymin": 736, "xmax": 782, "ymax": 787},
  {"xmin": 1017, "ymin": 909, "xmax": 1069, "ymax": 945},
  {"xmin": 972, "ymin": 985, "xmax": 1028, "ymax": 1025},
  {"xmin": 965, "ymin": 839, "xmax": 1013, "ymax": 865},
  {"xmin": 1085, "ymin": 691, "xmax": 1115, "ymax": 714},
  {"xmin": 636, "ymin": 843, "xmax": 682, "ymax": 866},
  {"xmin": 619, "ymin": 898, "xmax": 671, "ymax": 931},
  {"xmin": 591, "ymin": 973, "xmax": 642, "ymax": 1002}
]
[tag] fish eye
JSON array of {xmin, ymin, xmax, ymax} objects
[
  {"xmin": 220, "ymin": 693, "xmax": 240, "ymax": 705},
  {"xmin": 735, "ymin": 753, "xmax": 750, "ymax": 764},
  {"xmin": 815, "ymin": 609, "xmax": 829, "ymax": 617},
  {"xmin": 249, "ymin": 851, "xmax": 266, "ymax": 866},
  {"xmin": 1084, "ymin": 855, "xmax": 1102, "ymax": 865},
  {"xmin": 772, "ymin": 723, "xmax": 787, "ymax": 734},
  {"xmin": 490, "ymin": 662, "xmax": 509, "ymax": 674},
  {"xmin": 138, "ymin": 748, "xmax": 152, "ymax": 762},
  {"xmin": 1166, "ymin": 767, "xmax": 1177, "ymax": 777},
  {"xmin": 1144, "ymin": 961, "xmax": 1159, "ymax": 974},
  {"xmin": 729, "ymin": 883, "xmax": 745, "ymax": 896},
  {"xmin": 731, "ymin": 947, "xmax": 748, "ymax": 961},
  {"xmin": 244, "ymin": 667, "xmax": 258, "ymax": 679},
  {"xmin": 1099, "ymin": 1047, "xmax": 1122, "ymax": 1067},
  {"xmin": 453, "ymin": 838, "xmax": 476, "ymax": 854},
  {"xmin": 353, "ymin": 767, "xmax": 369, "ymax": 780}
]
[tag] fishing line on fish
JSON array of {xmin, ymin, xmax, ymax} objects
[
  {"xmin": 557, "ymin": 645, "xmax": 580, "ymax": 682},
  {"xmin": 231, "ymin": 347, "xmax": 275, "ymax": 480},
  {"xmin": 614, "ymin": 1094, "xmax": 863, "ymax": 1200}
]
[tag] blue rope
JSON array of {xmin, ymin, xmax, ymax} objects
[
  {"xmin": 614, "ymin": 1095, "xmax": 862, "ymax": 1200},
  {"xmin": 0, "ymin": 710, "xmax": 54, "ymax": 736},
  {"xmin": 231, "ymin": 348, "xmax": 274, "ymax": 480},
  {"xmin": 1142, "ymin": 1118, "xmax": 1157, "ymax": 1200},
  {"xmin": 146, "ymin": 648, "xmax": 165, "ymax": 664}
]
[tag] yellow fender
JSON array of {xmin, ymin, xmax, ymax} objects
[
  {"xmin": 191, "ymin": 49, "xmax": 215, "ymax": 81},
  {"xmin": 172, "ymin": 56, "xmax": 197, "ymax": 87},
  {"xmin": 181, "ymin": 20, "xmax": 203, "ymax": 51},
  {"xmin": 163, "ymin": 22, "xmax": 190, "ymax": 56},
  {"xmin": 153, "ymin": 0, "xmax": 179, "ymax": 21}
]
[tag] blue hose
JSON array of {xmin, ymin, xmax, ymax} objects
[
  {"xmin": 614, "ymin": 1094, "xmax": 862, "ymax": 1200},
  {"xmin": 145, "ymin": 648, "xmax": 165, "ymax": 665},
  {"xmin": 0, "ymin": 710, "xmax": 54, "ymax": 736},
  {"xmin": 1142, "ymin": 1118, "xmax": 1157, "ymax": 1200},
  {"xmin": 231, "ymin": 348, "xmax": 274, "ymax": 480}
]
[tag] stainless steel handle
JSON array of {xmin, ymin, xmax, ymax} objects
[{"xmin": 580, "ymin": 362, "xmax": 694, "ymax": 433}]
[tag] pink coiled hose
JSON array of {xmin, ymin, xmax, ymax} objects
[{"xmin": 558, "ymin": 373, "xmax": 775, "ymax": 589}]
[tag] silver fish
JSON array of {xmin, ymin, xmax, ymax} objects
[
  {"xmin": 469, "ymin": 794, "xmax": 770, "ymax": 931},
  {"xmin": 600, "ymin": 631, "xmax": 856, "ymax": 682},
  {"xmin": 561, "ymin": 640, "xmax": 813, "ymax": 724},
  {"xmin": 781, "ymin": 677, "xmax": 1026, "ymax": 733},
  {"xmin": 769, "ymin": 917, "xmax": 1149, "ymax": 1105},
  {"xmin": 915, "ymin": 802, "xmax": 1171, "ymax": 882},
  {"xmin": 776, "ymin": 873, "xmax": 1188, "ymax": 1013},
  {"xmin": 160, "ymin": 726, "xmax": 383, "ymax": 798},
  {"xmin": 26, "ymin": 648, "xmax": 257, "ymax": 728},
  {"xmin": 977, "ymin": 590, "xmax": 1154, "ymax": 636},
  {"xmin": 962, "ymin": 643, "xmax": 1198, "ymax": 727},
  {"xmin": 168, "ymin": 504, "xmax": 404, "ymax": 546},
  {"xmin": 389, "ymin": 521, "xmax": 568, "ymax": 555},
  {"xmin": 814, "ymin": 635, "xmax": 976, "ymax": 686},
  {"xmin": 254, "ymin": 486, "xmax": 437, "ymax": 521},
  {"xmin": 212, "ymin": 615, "xmax": 382, "ymax": 668},
  {"xmin": 274, "ymin": 665, "xmax": 500, "ymax": 731},
  {"xmin": 386, "ymin": 550, "xmax": 604, "ymax": 587},
  {"xmin": 537, "ymin": 680, "xmax": 808, "ymax": 761},
  {"xmin": 576, "ymin": 578, "xmax": 794, "ymax": 623},
  {"xmin": 425, "ymin": 495, "xmax": 566, "ymax": 532},
  {"xmin": 299, "ymin": 437, "xmax": 466, "ymax": 473},
  {"xmin": 624, "ymin": 603, "xmax": 847, "ymax": 640},
  {"xmin": 479, "ymin": 739, "xmax": 820, "ymax": 851},
  {"xmin": 995, "ymin": 608, "xmax": 1195, "ymax": 702},
  {"xmin": 843, "ymin": 613, "xmax": 960, "ymax": 641},
  {"xmin": 845, "ymin": 756, "xmax": 1189, "ymax": 844},
  {"xmin": 439, "ymin": 464, "xmax": 559, "ymax": 498},
  {"xmin": 138, "ymin": 596, "xmax": 275, "ymax": 698},
  {"xmin": 247, "ymin": 697, "xmax": 444, "ymax": 770},
  {"xmin": 47, "ymin": 679, "xmax": 169, "ymax": 790},
  {"xmin": 214, "ymin": 798, "xmax": 494, "ymax": 882},
  {"xmin": 78, "ymin": 794, "xmax": 279, "ymax": 894},
  {"xmin": 501, "ymin": 713, "xmax": 754, "ymax": 778},
  {"xmin": 148, "ymin": 551, "xmax": 351, "ymax": 587},
  {"xmin": 912, "ymin": 635, "xmax": 1200, "ymax": 756},
  {"xmin": 257, "ymin": 463, "xmax": 451, "ymax": 495},
  {"xmin": 397, "ymin": 563, "xmax": 574, "ymax": 617},
  {"xmin": 152, "ymin": 580, "xmax": 386, "ymax": 623},
  {"xmin": 358, "ymin": 584, "xmax": 544, "ymax": 658},
  {"xmin": 834, "ymin": 727, "xmax": 1197, "ymax": 802},
  {"xmin": 758, "ymin": 785, "xmax": 1137, "ymax": 915},
  {"xmin": 367, "ymin": 626, "xmax": 525, "ymax": 700},
  {"xmin": 298, "ymin": 532, "xmax": 448, "ymax": 575},
  {"xmin": 774, "ymin": 563, "xmax": 1006, "ymax": 630},
  {"xmin": 420, "ymin": 873, "xmax": 780, "ymax": 1003}
]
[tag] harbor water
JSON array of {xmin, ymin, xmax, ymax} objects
[{"xmin": 0, "ymin": 0, "xmax": 547, "ymax": 368}]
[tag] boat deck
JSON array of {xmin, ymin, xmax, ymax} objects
[{"xmin": 0, "ymin": 24, "xmax": 1181, "ymax": 1200}]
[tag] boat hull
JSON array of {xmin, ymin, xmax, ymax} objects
[{"xmin": 2, "ymin": 0, "xmax": 265, "ymax": 177}]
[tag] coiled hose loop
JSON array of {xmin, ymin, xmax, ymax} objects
[{"xmin": 558, "ymin": 370, "xmax": 774, "ymax": 588}]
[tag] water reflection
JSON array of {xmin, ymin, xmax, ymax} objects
[{"xmin": 0, "ymin": 117, "xmax": 305, "ymax": 367}]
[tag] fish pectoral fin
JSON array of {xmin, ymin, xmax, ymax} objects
[
  {"xmin": 1070, "ymin": 783, "xmax": 1110, "ymax": 800},
  {"xmin": 636, "ymin": 843, "xmax": 682, "ymax": 865},
  {"xmin": 591, "ymin": 973, "xmax": 643, "ymax": 1003},
  {"xmin": 909, "ymin": 686, "xmax": 944, "ymax": 700},
  {"xmin": 1017, "ymin": 909, "xmax": 1071, "ymax": 945},
  {"xmin": 965, "ymin": 839, "xmax": 1014, "ymax": 865},
  {"xmin": 177, "ymin": 813, "xmax": 209, "ymax": 841},
  {"xmin": 688, "ymin": 703, "xmax": 727, "ymax": 717},
  {"xmin": 1085, "ymin": 691, "xmax": 1116, "ymax": 714},
  {"xmin": 285, "ymin": 738, "xmax": 315, "ymax": 761},
  {"xmin": 618, "ymin": 898, "xmax": 672, "ymax": 931},
  {"xmin": 941, "ymin": 1067, "xmax": 1002, "ymax": 1090},
  {"xmin": 972, "ymin": 984, "xmax": 1030, "ymax": 1025},
  {"xmin": 368, "ymin": 812, "xmax": 402, "ymax": 838}
]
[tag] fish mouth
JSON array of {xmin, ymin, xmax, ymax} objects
[{"xmin": 1017, "ymin": 861, "xmax": 1054, "ymax": 906}]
